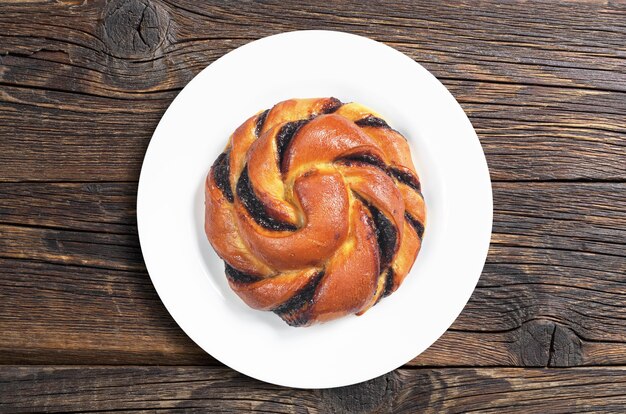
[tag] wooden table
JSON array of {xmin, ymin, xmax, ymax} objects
[{"xmin": 1, "ymin": 0, "xmax": 625, "ymax": 412}]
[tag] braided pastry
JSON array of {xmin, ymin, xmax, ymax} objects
[{"xmin": 205, "ymin": 98, "xmax": 426, "ymax": 326}]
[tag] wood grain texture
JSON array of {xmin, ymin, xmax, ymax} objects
[
  {"xmin": 1, "ymin": 0, "xmax": 626, "ymax": 409},
  {"xmin": 1, "ymin": 182, "xmax": 624, "ymax": 366},
  {"xmin": 1, "ymin": 366, "xmax": 626, "ymax": 413},
  {"xmin": 0, "ymin": 0, "xmax": 625, "ymax": 181}
]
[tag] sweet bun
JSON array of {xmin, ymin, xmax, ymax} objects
[{"xmin": 205, "ymin": 98, "xmax": 425, "ymax": 326}]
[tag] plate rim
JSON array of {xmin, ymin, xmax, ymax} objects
[{"xmin": 137, "ymin": 29, "xmax": 493, "ymax": 389}]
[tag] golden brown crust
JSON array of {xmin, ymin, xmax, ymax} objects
[
  {"xmin": 205, "ymin": 97, "xmax": 426, "ymax": 326},
  {"xmin": 229, "ymin": 268, "xmax": 322, "ymax": 311},
  {"xmin": 247, "ymin": 123, "xmax": 299, "ymax": 225},
  {"xmin": 308, "ymin": 199, "xmax": 380, "ymax": 323},
  {"xmin": 235, "ymin": 170, "xmax": 350, "ymax": 271},
  {"xmin": 204, "ymin": 173, "xmax": 273, "ymax": 276}
]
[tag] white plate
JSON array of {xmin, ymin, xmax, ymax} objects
[{"xmin": 137, "ymin": 30, "xmax": 492, "ymax": 389}]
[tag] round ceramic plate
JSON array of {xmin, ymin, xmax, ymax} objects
[{"xmin": 137, "ymin": 30, "xmax": 492, "ymax": 389}]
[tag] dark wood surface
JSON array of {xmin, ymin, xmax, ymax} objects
[
  {"xmin": 2, "ymin": 366, "xmax": 626, "ymax": 413},
  {"xmin": 1, "ymin": 0, "xmax": 625, "ymax": 412}
]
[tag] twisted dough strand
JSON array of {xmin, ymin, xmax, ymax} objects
[{"xmin": 205, "ymin": 98, "xmax": 426, "ymax": 326}]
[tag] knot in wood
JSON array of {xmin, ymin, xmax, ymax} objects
[
  {"xmin": 514, "ymin": 319, "xmax": 583, "ymax": 367},
  {"xmin": 101, "ymin": 0, "xmax": 170, "ymax": 59}
]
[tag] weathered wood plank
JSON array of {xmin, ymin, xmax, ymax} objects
[
  {"xmin": 1, "ymin": 0, "xmax": 625, "ymax": 181},
  {"xmin": 1, "ymin": 366, "xmax": 626, "ymax": 413},
  {"xmin": 0, "ymin": 182, "xmax": 624, "ymax": 366},
  {"xmin": 0, "ymin": 182, "xmax": 137, "ymax": 234},
  {"xmin": 2, "ymin": 0, "xmax": 624, "ymax": 93},
  {"xmin": 1, "ymin": 79, "xmax": 624, "ymax": 182},
  {"xmin": 2, "ymin": 81, "xmax": 624, "ymax": 182},
  {"xmin": 0, "ymin": 259, "xmax": 213, "ymax": 366},
  {"xmin": 2, "ymin": 182, "xmax": 623, "ymax": 265},
  {"xmin": 0, "ymin": 224, "xmax": 144, "ymax": 271}
]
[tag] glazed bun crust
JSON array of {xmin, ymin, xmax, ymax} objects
[{"xmin": 205, "ymin": 98, "xmax": 425, "ymax": 326}]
